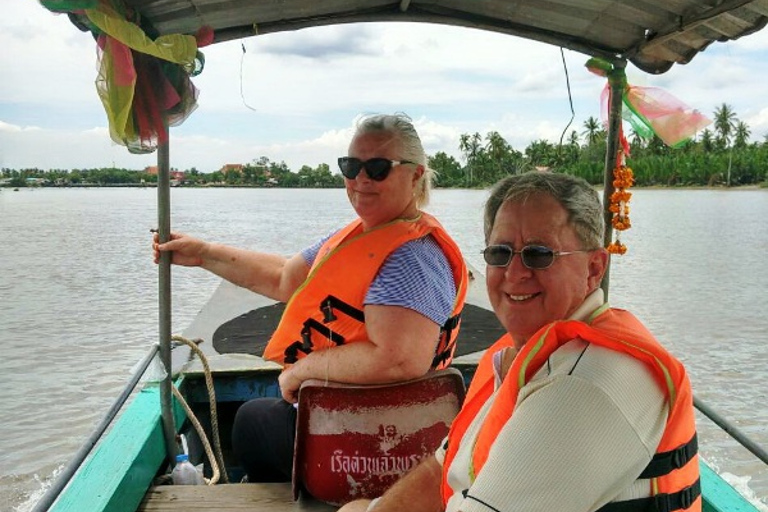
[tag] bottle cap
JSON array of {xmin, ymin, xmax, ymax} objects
[{"xmin": 176, "ymin": 453, "xmax": 189, "ymax": 462}]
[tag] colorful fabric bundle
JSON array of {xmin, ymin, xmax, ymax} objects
[
  {"xmin": 586, "ymin": 58, "xmax": 711, "ymax": 148},
  {"xmin": 41, "ymin": 0, "xmax": 212, "ymax": 153}
]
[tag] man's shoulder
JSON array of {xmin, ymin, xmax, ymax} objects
[{"xmin": 542, "ymin": 340, "xmax": 666, "ymax": 409}]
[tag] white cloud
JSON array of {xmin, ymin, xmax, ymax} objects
[
  {"xmin": 0, "ymin": 124, "xmax": 153, "ymax": 170},
  {"xmin": 745, "ymin": 107, "xmax": 768, "ymax": 140},
  {"xmin": 1, "ymin": 5, "xmax": 96, "ymax": 106},
  {"xmin": 0, "ymin": 121, "xmax": 25, "ymax": 133}
]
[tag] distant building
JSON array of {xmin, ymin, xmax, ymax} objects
[
  {"xmin": 144, "ymin": 166, "xmax": 185, "ymax": 182},
  {"xmin": 220, "ymin": 163, "xmax": 244, "ymax": 175}
]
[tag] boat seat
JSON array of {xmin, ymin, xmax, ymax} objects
[{"xmin": 292, "ymin": 368, "xmax": 466, "ymax": 506}]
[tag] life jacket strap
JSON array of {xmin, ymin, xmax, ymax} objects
[
  {"xmin": 284, "ymin": 318, "xmax": 347, "ymax": 363},
  {"xmin": 308, "ymin": 295, "xmax": 462, "ymax": 370},
  {"xmin": 639, "ymin": 434, "xmax": 698, "ymax": 479},
  {"xmin": 320, "ymin": 295, "xmax": 365, "ymax": 323},
  {"xmin": 431, "ymin": 312, "xmax": 462, "ymax": 369},
  {"xmin": 597, "ymin": 479, "xmax": 700, "ymax": 512}
]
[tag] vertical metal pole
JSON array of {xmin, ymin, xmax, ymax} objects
[
  {"xmin": 157, "ymin": 128, "xmax": 178, "ymax": 464},
  {"xmin": 599, "ymin": 60, "xmax": 627, "ymax": 299}
]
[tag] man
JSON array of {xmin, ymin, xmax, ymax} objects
[{"xmin": 339, "ymin": 171, "xmax": 700, "ymax": 512}]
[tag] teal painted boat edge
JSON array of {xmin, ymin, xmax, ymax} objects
[
  {"xmin": 49, "ymin": 382, "xmax": 187, "ymax": 512},
  {"xmin": 701, "ymin": 459, "xmax": 760, "ymax": 512},
  {"xmin": 41, "ymin": 369, "xmax": 765, "ymax": 512}
]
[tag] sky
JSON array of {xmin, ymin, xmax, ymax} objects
[{"xmin": 2, "ymin": 1, "xmax": 768, "ymax": 173}]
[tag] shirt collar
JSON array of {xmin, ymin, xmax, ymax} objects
[
  {"xmin": 568, "ymin": 288, "xmax": 605, "ymax": 322},
  {"xmin": 491, "ymin": 288, "xmax": 606, "ymax": 386}
]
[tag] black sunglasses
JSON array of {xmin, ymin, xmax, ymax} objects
[
  {"xmin": 337, "ymin": 157, "xmax": 417, "ymax": 181},
  {"xmin": 482, "ymin": 244, "xmax": 590, "ymax": 270}
]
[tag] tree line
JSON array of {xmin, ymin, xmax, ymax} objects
[
  {"xmin": 431, "ymin": 103, "xmax": 768, "ymax": 188},
  {"xmin": 3, "ymin": 104, "xmax": 766, "ymax": 189}
]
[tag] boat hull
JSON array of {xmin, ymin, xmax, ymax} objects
[{"xmin": 47, "ymin": 279, "xmax": 764, "ymax": 512}]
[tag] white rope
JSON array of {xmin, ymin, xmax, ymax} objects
[
  {"xmin": 171, "ymin": 386, "xmax": 220, "ymax": 485},
  {"xmin": 171, "ymin": 335, "xmax": 229, "ymax": 484}
]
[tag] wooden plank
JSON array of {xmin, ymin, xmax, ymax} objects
[
  {"xmin": 136, "ymin": 463, "xmax": 763, "ymax": 512},
  {"xmin": 138, "ymin": 483, "xmax": 335, "ymax": 511},
  {"xmin": 138, "ymin": 463, "xmax": 762, "ymax": 512}
]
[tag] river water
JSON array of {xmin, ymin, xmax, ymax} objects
[{"xmin": 0, "ymin": 187, "xmax": 766, "ymax": 511}]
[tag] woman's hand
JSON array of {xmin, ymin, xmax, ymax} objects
[
  {"xmin": 278, "ymin": 364, "xmax": 302, "ymax": 404},
  {"xmin": 152, "ymin": 231, "xmax": 208, "ymax": 267},
  {"xmin": 278, "ymin": 348, "xmax": 331, "ymax": 404}
]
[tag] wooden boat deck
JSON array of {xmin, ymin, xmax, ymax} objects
[{"xmin": 138, "ymin": 483, "xmax": 335, "ymax": 511}]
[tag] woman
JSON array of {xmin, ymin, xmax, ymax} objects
[{"xmin": 154, "ymin": 113, "xmax": 468, "ymax": 483}]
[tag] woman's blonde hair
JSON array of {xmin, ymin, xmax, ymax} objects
[{"xmin": 355, "ymin": 113, "xmax": 434, "ymax": 208}]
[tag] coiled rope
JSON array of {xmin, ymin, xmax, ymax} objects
[{"xmin": 171, "ymin": 335, "xmax": 229, "ymax": 484}]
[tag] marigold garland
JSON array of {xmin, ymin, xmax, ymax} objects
[{"xmin": 607, "ymin": 151, "xmax": 634, "ymax": 255}]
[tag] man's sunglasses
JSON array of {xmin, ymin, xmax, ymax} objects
[
  {"xmin": 337, "ymin": 157, "xmax": 417, "ymax": 181},
  {"xmin": 482, "ymin": 244, "xmax": 590, "ymax": 270}
]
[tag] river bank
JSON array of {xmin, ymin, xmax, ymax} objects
[{"xmin": 2, "ymin": 182, "xmax": 766, "ymax": 190}]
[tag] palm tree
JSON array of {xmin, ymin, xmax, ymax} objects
[
  {"xmin": 568, "ymin": 130, "xmax": 580, "ymax": 147},
  {"xmin": 485, "ymin": 131, "xmax": 512, "ymax": 179},
  {"xmin": 562, "ymin": 130, "xmax": 581, "ymax": 165},
  {"xmin": 525, "ymin": 140, "xmax": 556, "ymax": 168},
  {"xmin": 699, "ymin": 129, "xmax": 714, "ymax": 153},
  {"xmin": 459, "ymin": 132, "xmax": 483, "ymax": 186},
  {"xmin": 713, "ymin": 103, "xmax": 738, "ymax": 149},
  {"xmin": 733, "ymin": 121, "xmax": 751, "ymax": 149},
  {"xmin": 713, "ymin": 104, "xmax": 739, "ymax": 186},
  {"xmin": 581, "ymin": 116, "xmax": 602, "ymax": 147},
  {"xmin": 629, "ymin": 129, "xmax": 645, "ymax": 154}
]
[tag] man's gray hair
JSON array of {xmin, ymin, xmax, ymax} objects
[
  {"xmin": 355, "ymin": 113, "xmax": 435, "ymax": 208},
  {"xmin": 484, "ymin": 171, "xmax": 604, "ymax": 248}
]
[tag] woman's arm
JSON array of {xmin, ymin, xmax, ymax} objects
[
  {"xmin": 278, "ymin": 304, "xmax": 441, "ymax": 402},
  {"xmin": 154, "ymin": 232, "xmax": 309, "ymax": 301},
  {"xmin": 278, "ymin": 236, "xmax": 456, "ymax": 402}
]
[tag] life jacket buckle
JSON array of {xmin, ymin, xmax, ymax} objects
[
  {"xmin": 654, "ymin": 493, "xmax": 673, "ymax": 512},
  {"xmin": 678, "ymin": 480, "xmax": 700, "ymax": 510},
  {"xmin": 672, "ymin": 448, "xmax": 685, "ymax": 469},
  {"xmin": 679, "ymin": 488, "xmax": 693, "ymax": 509},
  {"xmin": 301, "ymin": 326, "xmax": 313, "ymax": 350},
  {"xmin": 322, "ymin": 299, "xmax": 337, "ymax": 323}
]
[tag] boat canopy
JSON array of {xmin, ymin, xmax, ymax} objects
[{"xmin": 122, "ymin": 0, "xmax": 768, "ymax": 74}]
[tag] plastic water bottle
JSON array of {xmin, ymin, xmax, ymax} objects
[{"xmin": 171, "ymin": 454, "xmax": 203, "ymax": 485}]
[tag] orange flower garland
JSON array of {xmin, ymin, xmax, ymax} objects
[{"xmin": 607, "ymin": 151, "xmax": 634, "ymax": 255}]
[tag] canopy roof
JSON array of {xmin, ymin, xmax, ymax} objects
[{"xmin": 124, "ymin": 0, "xmax": 768, "ymax": 74}]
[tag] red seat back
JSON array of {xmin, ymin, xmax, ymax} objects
[{"xmin": 292, "ymin": 368, "xmax": 466, "ymax": 505}]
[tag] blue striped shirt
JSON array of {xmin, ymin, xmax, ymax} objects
[{"xmin": 301, "ymin": 232, "xmax": 456, "ymax": 326}]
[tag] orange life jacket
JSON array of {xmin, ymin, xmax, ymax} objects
[
  {"xmin": 262, "ymin": 212, "xmax": 468, "ymax": 369},
  {"xmin": 441, "ymin": 305, "xmax": 701, "ymax": 512}
]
